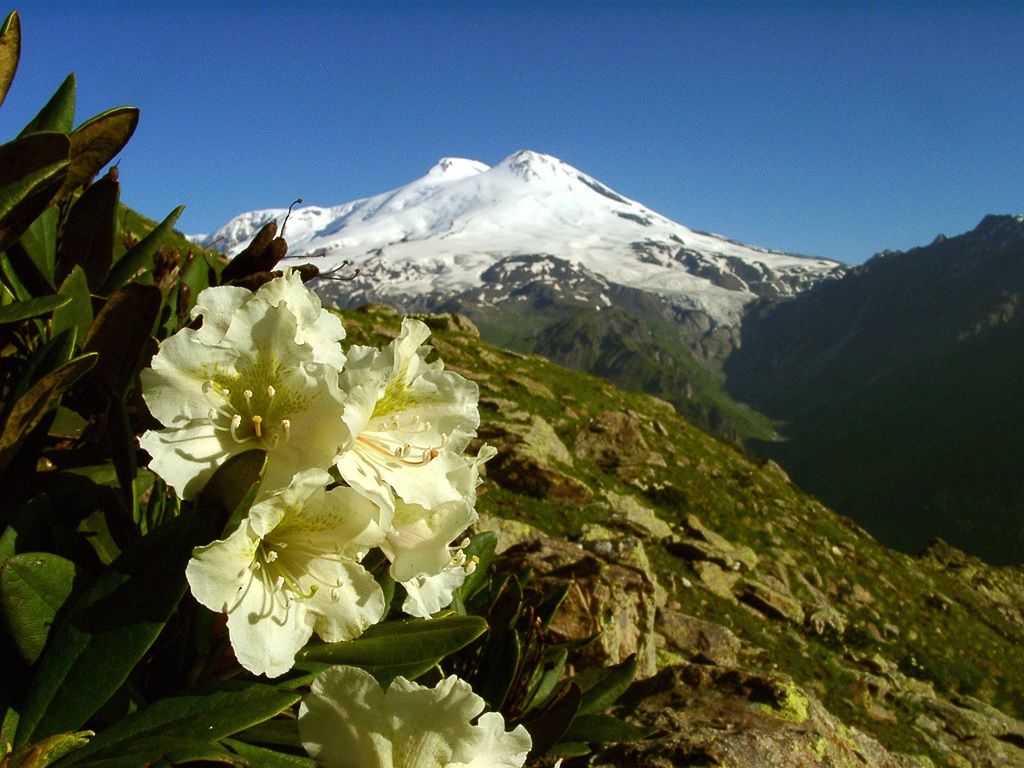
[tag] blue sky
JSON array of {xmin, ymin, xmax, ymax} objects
[{"xmin": 2, "ymin": 1, "xmax": 1021, "ymax": 265}]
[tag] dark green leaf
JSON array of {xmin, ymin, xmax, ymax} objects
[
  {"xmin": 0, "ymin": 552, "xmax": 77, "ymax": 664},
  {"xmin": 52, "ymin": 267, "xmax": 92, "ymax": 345},
  {"xmin": 0, "ymin": 132, "xmax": 70, "ymax": 191},
  {"xmin": 81, "ymin": 283, "xmax": 160, "ymax": 396},
  {"xmin": 2, "ymin": 729, "xmax": 93, "ymax": 768},
  {"xmin": 0, "ymin": 353, "xmax": 96, "ymax": 474},
  {"xmin": 13, "ymin": 508, "xmax": 220, "ymax": 747},
  {"xmin": 456, "ymin": 531, "xmax": 496, "ymax": 604},
  {"xmin": 523, "ymin": 646, "xmax": 568, "ymax": 713},
  {"xmin": 19, "ymin": 73, "xmax": 75, "ymax": 137},
  {"xmin": 100, "ymin": 205, "xmax": 183, "ymax": 294},
  {"xmin": 573, "ymin": 653, "xmax": 638, "ymax": 716},
  {"xmin": 55, "ymin": 174, "xmax": 118, "ymax": 290},
  {"xmin": 0, "ymin": 160, "xmax": 68, "ymax": 255},
  {"xmin": 56, "ymin": 681, "xmax": 300, "ymax": 766},
  {"xmin": 0, "ymin": 295, "xmax": 70, "ymax": 324},
  {"xmin": 223, "ymin": 740, "xmax": 315, "ymax": 768},
  {"xmin": 561, "ymin": 713, "xmax": 656, "ymax": 744},
  {"xmin": 0, "ymin": 10, "xmax": 20, "ymax": 109},
  {"xmin": 63, "ymin": 738, "xmax": 241, "ymax": 768},
  {"xmin": 296, "ymin": 615, "xmax": 487, "ymax": 670},
  {"xmin": 17, "ymin": 204, "xmax": 60, "ymax": 289},
  {"xmin": 521, "ymin": 681, "xmax": 581, "ymax": 759},
  {"xmin": 533, "ymin": 581, "xmax": 571, "ymax": 631},
  {"xmin": 474, "ymin": 622, "xmax": 521, "ymax": 711},
  {"xmin": 60, "ymin": 107, "xmax": 138, "ymax": 198}
]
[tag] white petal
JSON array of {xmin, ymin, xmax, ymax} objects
[
  {"xmin": 299, "ymin": 666, "xmax": 389, "ymax": 768},
  {"xmin": 191, "ymin": 284, "xmax": 251, "ymax": 343},
  {"xmin": 185, "ymin": 521, "xmax": 259, "ymax": 614},
  {"xmin": 139, "ymin": 423, "xmax": 238, "ymax": 501},
  {"xmin": 386, "ymin": 497, "xmax": 475, "ymax": 583},
  {"xmin": 299, "ymin": 667, "xmax": 529, "ymax": 768},
  {"xmin": 401, "ymin": 563, "xmax": 468, "ymax": 618},
  {"xmin": 226, "ymin": 571, "xmax": 314, "ymax": 677}
]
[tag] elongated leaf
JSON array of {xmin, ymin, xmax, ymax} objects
[
  {"xmin": 522, "ymin": 681, "xmax": 582, "ymax": 759},
  {"xmin": 65, "ymin": 738, "xmax": 240, "ymax": 768},
  {"xmin": 60, "ymin": 107, "xmax": 138, "ymax": 198},
  {"xmin": 297, "ymin": 615, "xmax": 487, "ymax": 669},
  {"xmin": 523, "ymin": 646, "xmax": 568, "ymax": 713},
  {"xmin": 0, "ymin": 553, "xmax": 77, "ymax": 664},
  {"xmin": 0, "ymin": 160, "xmax": 68, "ymax": 254},
  {"xmin": 456, "ymin": 531, "xmax": 496, "ymax": 604},
  {"xmin": 81, "ymin": 283, "xmax": 160, "ymax": 396},
  {"xmin": 100, "ymin": 205, "xmax": 183, "ymax": 294},
  {"xmin": 19, "ymin": 73, "xmax": 75, "ymax": 136},
  {"xmin": 0, "ymin": 132, "xmax": 70, "ymax": 190},
  {"xmin": 57, "ymin": 681, "xmax": 300, "ymax": 766},
  {"xmin": 1, "ymin": 729, "xmax": 93, "ymax": 768},
  {"xmin": 0, "ymin": 10, "xmax": 20, "ymax": 109},
  {"xmin": 52, "ymin": 267, "xmax": 92, "ymax": 344},
  {"xmin": 223, "ymin": 740, "xmax": 315, "ymax": 768},
  {"xmin": 56, "ymin": 174, "xmax": 118, "ymax": 290},
  {"xmin": 0, "ymin": 294, "xmax": 69, "ymax": 324},
  {"xmin": 16, "ymin": 204, "xmax": 60, "ymax": 289},
  {"xmin": 0, "ymin": 353, "xmax": 96, "ymax": 474},
  {"xmin": 561, "ymin": 712, "xmax": 655, "ymax": 744},
  {"xmin": 13, "ymin": 509, "xmax": 220, "ymax": 747},
  {"xmin": 573, "ymin": 653, "xmax": 638, "ymax": 716}
]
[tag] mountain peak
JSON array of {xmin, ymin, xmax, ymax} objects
[{"xmin": 426, "ymin": 157, "xmax": 489, "ymax": 180}]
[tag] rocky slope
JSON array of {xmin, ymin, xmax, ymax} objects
[{"xmin": 339, "ymin": 304, "xmax": 1024, "ymax": 768}]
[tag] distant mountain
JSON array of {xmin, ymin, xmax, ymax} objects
[
  {"xmin": 200, "ymin": 150, "xmax": 844, "ymax": 439},
  {"xmin": 726, "ymin": 214, "xmax": 1024, "ymax": 564}
]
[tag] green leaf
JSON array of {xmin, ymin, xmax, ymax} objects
[
  {"xmin": 560, "ymin": 713, "xmax": 655, "ymax": 744},
  {"xmin": 100, "ymin": 205, "xmax": 183, "ymax": 295},
  {"xmin": 19, "ymin": 73, "xmax": 75, "ymax": 137},
  {"xmin": 572, "ymin": 653, "xmax": 638, "ymax": 716},
  {"xmin": 63, "ymin": 738, "xmax": 241, "ymax": 768},
  {"xmin": 222, "ymin": 740, "xmax": 314, "ymax": 768},
  {"xmin": 521, "ymin": 681, "xmax": 582, "ymax": 759},
  {"xmin": 0, "ymin": 160, "xmax": 68, "ymax": 255},
  {"xmin": 17, "ymin": 205, "xmax": 60, "ymax": 289},
  {"xmin": 2, "ymin": 729, "xmax": 93, "ymax": 768},
  {"xmin": 0, "ymin": 10, "xmax": 21, "ymax": 109},
  {"xmin": 55, "ymin": 174, "xmax": 118, "ymax": 290},
  {"xmin": 296, "ymin": 615, "xmax": 487, "ymax": 672},
  {"xmin": 0, "ymin": 553, "xmax": 77, "ymax": 664},
  {"xmin": 55, "ymin": 681, "xmax": 300, "ymax": 766},
  {"xmin": 13, "ymin": 508, "xmax": 221, "ymax": 747},
  {"xmin": 456, "ymin": 531, "xmax": 496, "ymax": 604},
  {"xmin": 0, "ymin": 353, "xmax": 97, "ymax": 474},
  {"xmin": 0, "ymin": 132, "xmax": 70, "ymax": 190},
  {"xmin": 523, "ymin": 646, "xmax": 568, "ymax": 713},
  {"xmin": 81, "ymin": 283, "xmax": 161, "ymax": 397},
  {"xmin": 60, "ymin": 107, "xmax": 138, "ymax": 198},
  {"xmin": 52, "ymin": 267, "xmax": 92, "ymax": 344},
  {"xmin": 0, "ymin": 295, "xmax": 70, "ymax": 324}
]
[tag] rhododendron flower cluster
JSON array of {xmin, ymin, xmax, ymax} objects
[{"xmin": 141, "ymin": 271, "xmax": 488, "ymax": 665}]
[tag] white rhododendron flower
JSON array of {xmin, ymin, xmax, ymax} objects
[
  {"xmin": 299, "ymin": 665, "xmax": 531, "ymax": 768},
  {"xmin": 400, "ymin": 543, "xmax": 476, "ymax": 619},
  {"xmin": 185, "ymin": 469, "xmax": 386, "ymax": 677},
  {"xmin": 140, "ymin": 270, "xmax": 350, "ymax": 499},
  {"xmin": 335, "ymin": 318, "xmax": 482, "ymax": 514}
]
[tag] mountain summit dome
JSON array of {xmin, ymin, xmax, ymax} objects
[{"xmin": 202, "ymin": 151, "xmax": 845, "ymax": 325}]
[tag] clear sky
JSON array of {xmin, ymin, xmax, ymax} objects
[{"xmin": 1, "ymin": 1, "xmax": 1021, "ymax": 265}]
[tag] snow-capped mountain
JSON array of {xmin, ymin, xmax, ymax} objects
[{"xmin": 200, "ymin": 150, "xmax": 845, "ymax": 326}]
